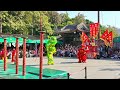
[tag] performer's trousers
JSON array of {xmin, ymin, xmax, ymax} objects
[
  {"xmin": 11, "ymin": 55, "xmax": 15, "ymax": 62},
  {"xmin": 47, "ymin": 53, "xmax": 54, "ymax": 65},
  {"xmin": 78, "ymin": 55, "xmax": 87, "ymax": 63}
]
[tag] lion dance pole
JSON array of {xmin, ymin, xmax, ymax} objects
[
  {"xmin": 16, "ymin": 37, "xmax": 19, "ymax": 74},
  {"xmin": 23, "ymin": 37, "xmax": 26, "ymax": 76},
  {"xmin": 39, "ymin": 16, "xmax": 45, "ymax": 79},
  {"xmin": 4, "ymin": 38, "xmax": 7, "ymax": 71}
]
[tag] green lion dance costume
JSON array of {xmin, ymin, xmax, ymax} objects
[{"xmin": 46, "ymin": 36, "xmax": 57, "ymax": 65}]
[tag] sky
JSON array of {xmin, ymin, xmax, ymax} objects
[{"xmin": 57, "ymin": 11, "xmax": 120, "ymax": 29}]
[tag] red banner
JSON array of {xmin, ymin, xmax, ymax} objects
[
  {"xmin": 92, "ymin": 24, "xmax": 96, "ymax": 38},
  {"xmin": 90, "ymin": 23, "xmax": 99, "ymax": 39},
  {"xmin": 100, "ymin": 29, "xmax": 109, "ymax": 40},
  {"xmin": 106, "ymin": 31, "xmax": 113, "ymax": 47},
  {"xmin": 90, "ymin": 24, "xmax": 94, "ymax": 38},
  {"xmin": 106, "ymin": 31, "xmax": 113, "ymax": 43},
  {"xmin": 94, "ymin": 23, "xmax": 99, "ymax": 37},
  {"xmin": 81, "ymin": 32, "xmax": 90, "ymax": 44}
]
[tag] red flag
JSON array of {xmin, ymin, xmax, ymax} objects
[
  {"xmin": 81, "ymin": 32, "xmax": 89, "ymax": 43},
  {"xmin": 106, "ymin": 31, "xmax": 113, "ymax": 47},
  {"xmin": 106, "ymin": 31, "xmax": 113, "ymax": 43},
  {"xmin": 100, "ymin": 29, "xmax": 109, "ymax": 40}
]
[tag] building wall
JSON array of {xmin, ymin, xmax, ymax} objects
[{"xmin": 61, "ymin": 32, "xmax": 83, "ymax": 46}]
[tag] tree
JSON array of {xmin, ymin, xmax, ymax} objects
[
  {"xmin": 2, "ymin": 11, "xmax": 29, "ymax": 34},
  {"xmin": 1, "ymin": 11, "xmax": 54, "ymax": 36},
  {"xmin": 66, "ymin": 21, "xmax": 73, "ymax": 25},
  {"xmin": 85, "ymin": 19, "xmax": 94, "ymax": 29},
  {"xmin": 100, "ymin": 25, "xmax": 107, "ymax": 35},
  {"xmin": 107, "ymin": 25, "xmax": 119, "ymax": 38},
  {"xmin": 47, "ymin": 11, "xmax": 62, "ymax": 26},
  {"xmin": 74, "ymin": 12, "xmax": 86, "ymax": 24}
]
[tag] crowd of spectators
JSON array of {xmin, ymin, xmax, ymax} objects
[
  {"xmin": 98, "ymin": 45, "xmax": 120, "ymax": 59},
  {"xmin": 1, "ymin": 43, "xmax": 120, "ymax": 60},
  {"xmin": 55, "ymin": 43, "xmax": 120, "ymax": 59},
  {"xmin": 56, "ymin": 44, "xmax": 79, "ymax": 57}
]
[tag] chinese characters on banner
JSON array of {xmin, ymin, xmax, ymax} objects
[
  {"xmin": 90, "ymin": 23, "xmax": 99, "ymax": 39},
  {"xmin": 100, "ymin": 29, "xmax": 113, "ymax": 47},
  {"xmin": 81, "ymin": 32, "xmax": 90, "ymax": 45},
  {"xmin": 106, "ymin": 31, "xmax": 113, "ymax": 47},
  {"xmin": 100, "ymin": 29, "xmax": 109, "ymax": 40},
  {"xmin": 89, "ymin": 23, "xmax": 99, "ymax": 47},
  {"xmin": 90, "ymin": 24, "xmax": 93, "ymax": 38},
  {"xmin": 94, "ymin": 23, "xmax": 99, "ymax": 37},
  {"xmin": 100, "ymin": 29, "xmax": 109, "ymax": 46},
  {"xmin": 106, "ymin": 31, "xmax": 113, "ymax": 43}
]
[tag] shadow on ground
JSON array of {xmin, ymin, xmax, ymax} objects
[
  {"xmin": 95, "ymin": 58, "xmax": 120, "ymax": 61},
  {"xmin": 99, "ymin": 68, "xmax": 120, "ymax": 71},
  {"xmin": 26, "ymin": 64, "xmax": 49, "ymax": 66},
  {"xmin": 60, "ymin": 62, "xmax": 79, "ymax": 64},
  {"xmin": 54, "ymin": 57, "xmax": 77, "ymax": 59}
]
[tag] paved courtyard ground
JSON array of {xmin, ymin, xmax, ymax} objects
[{"xmin": 5, "ymin": 56, "xmax": 120, "ymax": 79}]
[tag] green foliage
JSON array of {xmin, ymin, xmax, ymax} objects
[
  {"xmin": 66, "ymin": 21, "xmax": 73, "ymax": 25},
  {"xmin": 74, "ymin": 13, "xmax": 86, "ymax": 24},
  {"xmin": 1, "ymin": 11, "xmax": 53, "ymax": 35},
  {"xmin": 107, "ymin": 26, "xmax": 119, "ymax": 38},
  {"xmin": 85, "ymin": 19, "xmax": 94, "ymax": 29},
  {"xmin": 100, "ymin": 25, "xmax": 107, "ymax": 35}
]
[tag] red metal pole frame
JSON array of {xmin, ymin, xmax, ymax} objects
[
  {"xmin": 4, "ymin": 38, "xmax": 7, "ymax": 71},
  {"xmin": 39, "ymin": 16, "xmax": 45, "ymax": 79},
  {"xmin": 39, "ymin": 31, "xmax": 44, "ymax": 79},
  {"xmin": 22, "ymin": 38, "xmax": 26, "ymax": 76},
  {"xmin": 16, "ymin": 37, "xmax": 19, "ymax": 74}
]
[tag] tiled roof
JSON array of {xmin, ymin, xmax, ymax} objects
[
  {"xmin": 55, "ymin": 22, "xmax": 89, "ymax": 34},
  {"xmin": 61, "ymin": 24, "xmax": 77, "ymax": 31}
]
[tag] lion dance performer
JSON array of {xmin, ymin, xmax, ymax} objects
[
  {"xmin": 1, "ymin": 49, "xmax": 8, "ymax": 62},
  {"xmin": 46, "ymin": 36, "xmax": 57, "ymax": 65},
  {"xmin": 77, "ymin": 45, "xmax": 87, "ymax": 63},
  {"xmin": 11, "ymin": 48, "xmax": 16, "ymax": 63}
]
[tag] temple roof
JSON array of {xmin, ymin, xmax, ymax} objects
[{"xmin": 55, "ymin": 22, "xmax": 89, "ymax": 34}]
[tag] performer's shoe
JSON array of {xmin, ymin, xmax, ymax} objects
[
  {"xmin": 48, "ymin": 63, "xmax": 54, "ymax": 65},
  {"xmin": 11, "ymin": 62, "xmax": 15, "ymax": 64},
  {"xmin": 51, "ymin": 63, "xmax": 54, "ymax": 65},
  {"xmin": 48, "ymin": 63, "xmax": 51, "ymax": 65}
]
